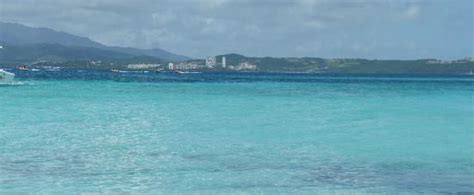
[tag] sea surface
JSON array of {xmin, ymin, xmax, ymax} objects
[{"xmin": 1, "ymin": 70, "xmax": 473, "ymax": 193}]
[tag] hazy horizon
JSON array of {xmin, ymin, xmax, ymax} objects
[{"xmin": 0, "ymin": 0, "xmax": 472, "ymax": 60}]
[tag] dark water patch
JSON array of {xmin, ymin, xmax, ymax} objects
[
  {"xmin": 294, "ymin": 162, "xmax": 381, "ymax": 190},
  {"xmin": 10, "ymin": 69, "xmax": 474, "ymax": 84}
]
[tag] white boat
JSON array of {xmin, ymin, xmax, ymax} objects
[
  {"xmin": 0, "ymin": 69, "xmax": 15, "ymax": 83},
  {"xmin": 176, "ymin": 70, "xmax": 201, "ymax": 74}
]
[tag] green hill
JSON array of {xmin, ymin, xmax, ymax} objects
[
  {"xmin": 0, "ymin": 43, "xmax": 134, "ymax": 65},
  {"xmin": 215, "ymin": 54, "xmax": 474, "ymax": 75},
  {"xmin": 0, "ymin": 22, "xmax": 190, "ymax": 62}
]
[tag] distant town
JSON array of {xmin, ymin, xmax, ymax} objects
[
  {"xmin": 2, "ymin": 54, "xmax": 474, "ymax": 75},
  {"xmin": 166, "ymin": 56, "xmax": 256, "ymax": 72},
  {"xmin": 1, "ymin": 53, "xmax": 260, "ymax": 73},
  {"xmin": 117, "ymin": 56, "xmax": 258, "ymax": 72}
]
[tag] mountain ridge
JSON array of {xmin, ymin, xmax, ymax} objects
[{"xmin": 0, "ymin": 22, "xmax": 190, "ymax": 62}]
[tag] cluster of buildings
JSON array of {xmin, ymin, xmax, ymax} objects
[
  {"xmin": 427, "ymin": 60, "xmax": 455, "ymax": 64},
  {"xmin": 115, "ymin": 56, "xmax": 258, "ymax": 72},
  {"xmin": 169, "ymin": 56, "xmax": 256, "ymax": 71},
  {"xmin": 227, "ymin": 62, "xmax": 257, "ymax": 71},
  {"xmin": 168, "ymin": 62, "xmax": 202, "ymax": 70},
  {"xmin": 204, "ymin": 56, "xmax": 228, "ymax": 68},
  {"xmin": 466, "ymin": 57, "xmax": 474, "ymax": 62},
  {"xmin": 206, "ymin": 56, "xmax": 218, "ymax": 68},
  {"xmin": 427, "ymin": 57, "xmax": 474, "ymax": 64},
  {"xmin": 127, "ymin": 63, "xmax": 161, "ymax": 69}
]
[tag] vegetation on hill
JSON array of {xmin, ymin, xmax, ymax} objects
[
  {"xmin": 1, "ymin": 46, "xmax": 472, "ymax": 75},
  {"xmin": 214, "ymin": 54, "xmax": 474, "ymax": 75},
  {"xmin": 0, "ymin": 44, "xmax": 133, "ymax": 65}
]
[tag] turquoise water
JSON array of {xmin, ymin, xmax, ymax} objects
[{"xmin": 1, "ymin": 72, "xmax": 473, "ymax": 193}]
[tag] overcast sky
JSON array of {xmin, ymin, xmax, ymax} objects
[{"xmin": 0, "ymin": 0, "xmax": 472, "ymax": 59}]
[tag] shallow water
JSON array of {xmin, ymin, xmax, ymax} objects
[{"xmin": 1, "ymin": 71, "xmax": 473, "ymax": 193}]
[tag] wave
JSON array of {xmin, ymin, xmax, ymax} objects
[{"xmin": 0, "ymin": 81, "xmax": 30, "ymax": 86}]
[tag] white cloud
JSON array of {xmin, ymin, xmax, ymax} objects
[
  {"xmin": 0, "ymin": 0, "xmax": 471, "ymax": 59},
  {"xmin": 401, "ymin": 5, "xmax": 420, "ymax": 19}
]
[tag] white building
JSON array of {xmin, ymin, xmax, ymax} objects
[
  {"xmin": 239, "ymin": 62, "xmax": 257, "ymax": 70},
  {"xmin": 127, "ymin": 63, "xmax": 161, "ymax": 69},
  {"xmin": 222, "ymin": 56, "xmax": 226, "ymax": 68},
  {"xmin": 168, "ymin": 63, "xmax": 174, "ymax": 70},
  {"xmin": 206, "ymin": 56, "xmax": 216, "ymax": 68},
  {"xmin": 229, "ymin": 62, "xmax": 257, "ymax": 71},
  {"xmin": 174, "ymin": 62, "xmax": 200, "ymax": 70}
]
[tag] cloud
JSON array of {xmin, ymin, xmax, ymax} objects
[
  {"xmin": 0, "ymin": 0, "xmax": 472, "ymax": 59},
  {"xmin": 402, "ymin": 5, "xmax": 420, "ymax": 19}
]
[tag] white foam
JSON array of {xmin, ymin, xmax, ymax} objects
[{"xmin": 0, "ymin": 81, "xmax": 29, "ymax": 86}]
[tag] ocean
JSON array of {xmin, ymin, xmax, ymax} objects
[{"xmin": 1, "ymin": 70, "xmax": 473, "ymax": 193}]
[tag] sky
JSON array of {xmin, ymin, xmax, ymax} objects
[{"xmin": 0, "ymin": 0, "xmax": 472, "ymax": 59}]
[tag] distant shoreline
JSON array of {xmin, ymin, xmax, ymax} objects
[
  {"xmin": 2, "ymin": 54, "xmax": 473, "ymax": 76},
  {"xmin": 2, "ymin": 67, "xmax": 474, "ymax": 77},
  {"xmin": 5, "ymin": 68, "xmax": 474, "ymax": 79}
]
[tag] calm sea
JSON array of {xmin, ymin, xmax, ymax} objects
[{"xmin": 1, "ymin": 70, "xmax": 473, "ymax": 193}]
